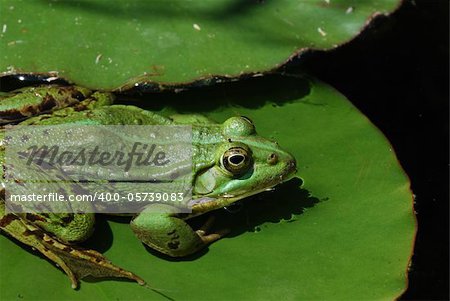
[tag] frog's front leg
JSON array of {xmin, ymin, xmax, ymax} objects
[
  {"xmin": 131, "ymin": 204, "xmax": 227, "ymax": 257},
  {"xmin": 0, "ymin": 202, "xmax": 144, "ymax": 288}
]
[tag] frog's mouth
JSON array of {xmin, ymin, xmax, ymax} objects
[
  {"xmin": 190, "ymin": 159, "xmax": 297, "ymax": 210},
  {"xmin": 229, "ymin": 158, "xmax": 297, "ymax": 200},
  {"xmin": 224, "ymin": 162, "xmax": 297, "ymax": 202}
]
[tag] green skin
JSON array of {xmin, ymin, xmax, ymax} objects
[{"xmin": 0, "ymin": 85, "xmax": 297, "ymax": 288}]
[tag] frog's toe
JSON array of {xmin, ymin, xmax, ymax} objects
[
  {"xmin": 195, "ymin": 228, "xmax": 230, "ymax": 244},
  {"xmin": 195, "ymin": 232, "xmax": 221, "ymax": 244},
  {"xmin": 195, "ymin": 215, "xmax": 230, "ymax": 243}
]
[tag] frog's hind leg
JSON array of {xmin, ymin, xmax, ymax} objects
[
  {"xmin": 0, "ymin": 201, "xmax": 145, "ymax": 288},
  {"xmin": 73, "ymin": 91, "xmax": 115, "ymax": 110},
  {"xmin": 0, "ymin": 85, "xmax": 94, "ymax": 124},
  {"xmin": 20, "ymin": 211, "xmax": 96, "ymax": 244}
]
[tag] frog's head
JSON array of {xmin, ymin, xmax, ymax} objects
[{"xmin": 193, "ymin": 116, "xmax": 297, "ymax": 203}]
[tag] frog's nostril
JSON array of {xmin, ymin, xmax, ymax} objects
[
  {"xmin": 291, "ymin": 160, "xmax": 296, "ymax": 168},
  {"xmin": 288, "ymin": 159, "xmax": 297, "ymax": 172},
  {"xmin": 281, "ymin": 159, "xmax": 297, "ymax": 181}
]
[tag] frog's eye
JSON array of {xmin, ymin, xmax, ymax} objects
[
  {"xmin": 222, "ymin": 116, "xmax": 256, "ymax": 136},
  {"xmin": 221, "ymin": 147, "xmax": 252, "ymax": 176},
  {"xmin": 240, "ymin": 116, "xmax": 253, "ymax": 125}
]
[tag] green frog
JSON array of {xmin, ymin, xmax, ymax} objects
[{"xmin": 0, "ymin": 85, "xmax": 297, "ymax": 288}]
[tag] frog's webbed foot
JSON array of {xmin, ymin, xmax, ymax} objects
[
  {"xmin": 0, "ymin": 204, "xmax": 144, "ymax": 289},
  {"xmin": 195, "ymin": 215, "xmax": 230, "ymax": 244},
  {"xmin": 37, "ymin": 233, "xmax": 145, "ymax": 289},
  {"xmin": 44, "ymin": 235, "xmax": 146, "ymax": 289}
]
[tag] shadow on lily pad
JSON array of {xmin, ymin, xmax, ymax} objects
[
  {"xmin": 116, "ymin": 73, "xmax": 311, "ymax": 112},
  {"xmin": 146, "ymin": 177, "xmax": 320, "ymax": 261}
]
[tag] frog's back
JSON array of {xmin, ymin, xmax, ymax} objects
[{"xmin": 14, "ymin": 105, "xmax": 173, "ymax": 126}]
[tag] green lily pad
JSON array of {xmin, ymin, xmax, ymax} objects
[
  {"xmin": 0, "ymin": 76, "xmax": 415, "ymax": 300},
  {"xmin": 0, "ymin": 0, "xmax": 400, "ymax": 90}
]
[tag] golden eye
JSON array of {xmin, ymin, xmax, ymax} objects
[
  {"xmin": 267, "ymin": 153, "xmax": 278, "ymax": 165},
  {"xmin": 222, "ymin": 147, "xmax": 252, "ymax": 176}
]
